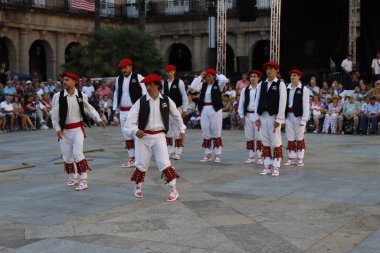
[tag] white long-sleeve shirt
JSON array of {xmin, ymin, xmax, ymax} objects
[
  {"xmin": 238, "ymin": 84, "xmax": 259, "ymax": 118},
  {"xmin": 190, "ymin": 74, "xmax": 228, "ymax": 103},
  {"xmin": 162, "ymin": 78, "xmax": 189, "ymax": 111},
  {"xmin": 51, "ymin": 89, "xmax": 101, "ymax": 132},
  {"xmin": 113, "ymin": 73, "xmax": 146, "ymax": 110},
  {"xmin": 253, "ymin": 77, "xmax": 287, "ymax": 124},
  {"xmin": 124, "ymin": 93, "xmax": 186, "ymax": 138},
  {"xmin": 287, "ymin": 82, "xmax": 310, "ymax": 125}
]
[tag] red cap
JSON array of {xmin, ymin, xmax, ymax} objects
[
  {"xmin": 248, "ymin": 70, "xmax": 262, "ymax": 79},
  {"xmin": 205, "ymin": 68, "xmax": 217, "ymax": 76},
  {"xmin": 288, "ymin": 69, "xmax": 303, "ymax": 77},
  {"xmin": 164, "ymin": 65, "xmax": 176, "ymax": 72},
  {"xmin": 140, "ymin": 74, "xmax": 162, "ymax": 84},
  {"xmin": 60, "ymin": 72, "xmax": 80, "ymax": 81},
  {"xmin": 262, "ymin": 62, "xmax": 280, "ymax": 70},
  {"xmin": 117, "ymin": 58, "xmax": 133, "ymax": 68}
]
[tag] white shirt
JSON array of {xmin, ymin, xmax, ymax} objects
[
  {"xmin": 82, "ymin": 85, "xmax": 95, "ymax": 98},
  {"xmin": 113, "ymin": 73, "xmax": 145, "ymax": 110},
  {"xmin": 36, "ymin": 88, "xmax": 44, "ymax": 99},
  {"xmin": 341, "ymin": 59, "xmax": 353, "ymax": 72},
  {"xmin": 190, "ymin": 74, "xmax": 228, "ymax": 102},
  {"xmin": 287, "ymin": 82, "xmax": 310, "ymax": 125},
  {"xmin": 253, "ymin": 77, "xmax": 287, "ymax": 124},
  {"xmin": 371, "ymin": 58, "xmax": 380, "ymax": 75},
  {"xmin": 238, "ymin": 84, "xmax": 258, "ymax": 118},
  {"xmin": 225, "ymin": 90, "xmax": 236, "ymax": 99},
  {"xmin": 51, "ymin": 89, "xmax": 101, "ymax": 132},
  {"xmin": 1, "ymin": 101, "xmax": 13, "ymax": 113},
  {"xmin": 162, "ymin": 78, "xmax": 189, "ymax": 111},
  {"xmin": 125, "ymin": 93, "xmax": 186, "ymax": 137}
]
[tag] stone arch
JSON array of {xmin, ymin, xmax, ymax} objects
[
  {"xmin": 0, "ymin": 36, "xmax": 17, "ymax": 71},
  {"xmin": 65, "ymin": 42, "xmax": 81, "ymax": 63},
  {"xmin": 167, "ymin": 43, "xmax": 192, "ymax": 72},
  {"xmin": 250, "ymin": 40, "xmax": 270, "ymax": 70},
  {"xmin": 226, "ymin": 43, "xmax": 235, "ymax": 75},
  {"xmin": 29, "ymin": 39, "xmax": 54, "ymax": 81}
]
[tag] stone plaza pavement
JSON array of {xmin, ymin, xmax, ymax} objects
[{"xmin": 0, "ymin": 127, "xmax": 379, "ymax": 253}]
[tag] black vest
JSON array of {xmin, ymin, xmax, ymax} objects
[
  {"xmin": 286, "ymin": 84, "xmax": 304, "ymax": 118},
  {"xmin": 242, "ymin": 86, "xmax": 256, "ymax": 116},
  {"xmin": 257, "ymin": 80, "xmax": 281, "ymax": 116},
  {"xmin": 117, "ymin": 73, "xmax": 142, "ymax": 107},
  {"xmin": 59, "ymin": 89, "xmax": 90, "ymax": 131},
  {"xmin": 163, "ymin": 78, "xmax": 183, "ymax": 108},
  {"xmin": 198, "ymin": 82, "xmax": 223, "ymax": 112},
  {"xmin": 138, "ymin": 94, "xmax": 170, "ymax": 133}
]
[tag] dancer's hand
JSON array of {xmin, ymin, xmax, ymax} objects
[
  {"xmin": 98, "ymin": 121, "xmax": 106, "ymax": 129},
  {"xmin": 273, "ymin": 121, "xmax": 280, "ymax": 133},
  {"xmin": 181, "ymin": 111, "xmax": 187, "ymax": 118},
  {"xmin": 136, "ymin": 130, "xmax": 146, "ymax": 138},
  {"xmin": 240, "ymin": 118, "xmax": 245, "ymax": 126},
  {"xmin": 179, "ymin": 132, "xmax": 185, "ymax": 140},
  {"xmin": 57, "ymin": 130, "xmax": 63, "ymax": 141},
  {"xmin": 255, "ymin": 119, "xmax": 260, "ymax": 131}
]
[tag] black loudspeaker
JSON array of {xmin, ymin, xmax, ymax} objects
[
  {"xmin": 238, "ymin": 0, "xmax": 258, "ymax": 22},
  {"xmin": 237, "ymin": 56, "xmax": 249, "ymax": 73}
]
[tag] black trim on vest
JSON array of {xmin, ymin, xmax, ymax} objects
[
  {"xmin": 286, "ymin": 84, "xmax": 304, "ymax": 118},
  {"xmin": 243, "ymin": 86, "xmax": 252, "ymax": 116},
  {"xmin": 138, "ymin": 94, "xmax": 170, "ymax": 133},
  {"xmin": 117, "ymin": 73, "xmax": 142, "ymax": 107},
  {"xmin": 198, "ymin": 82, "xmax": 223, "ymax": 112},
  {"xmin": 163, "ymin": 78, "xmax": 183, "ymax": 108},
  {"xmin": 59, "ymin": 89, "xmax": 90, "ymax": 131},
  {"xmin": 257, "ymin": 80, "xmax": 281, "ymax": 116}
]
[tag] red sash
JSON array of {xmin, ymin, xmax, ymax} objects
[{"xmin": 64, "ymin": 121, "xmax": 86, "ymax": 138}]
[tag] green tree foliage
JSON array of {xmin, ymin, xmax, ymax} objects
[{"xmin": 64, "ymin": 28, "xmax": 161, "ymax": 77}]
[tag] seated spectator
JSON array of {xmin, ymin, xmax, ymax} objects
[
  {"xmin": 342, "ymin": 94, "xmax": 361, "ymax": 134},
  {"xmin": 98, "ymin": 110, "xmax": 108, "ymax": 126},
  {"xmin": 34, "ymin": 96, "xmax": 50, "ymax": 124},
  {"xmin": 55, "ymin": 81, "xmax": 63, "ymax": 93},
  {"xmin": 222, "ymin": 94, "xmax": 232, "ymax": 128},
  {"xmin": 319, "ymin": 81, "xmax": 331, "ymax": 104},
  {"xmin": 183, "ymin": 94, "xmax": 197, "ymax": 126},
  {"xmin": 82, "ymin": 81, "xmax": 95, "ymax": 99},
  {"xmin": 44, "ymin": 78, "xmax": 56, "ymax": 96},
  {"xmin": 310, "ymin": 95, "xmax": 325, "ymax": 133},
  {"xmin": 355, "ymin": 80, "xmax": 370, "ymax": 101},
  {"xmin": 370, "ymin": 80, "xmax": 380, "ymax": 101},
  {"xmin": 0, "ymin": 111, "xmax": 4, "ymax": 132},
  {"xmin": 334, "ymin": 81, "xmax": 345, "ymax": 98},
  {"xmin": 98, "ymin": 94, "xmax": 113, "ymax": 122},
  {"xmin": 26, "ymin": 96, "xmax": 49, "ymax": 130},
  {"xmin": 0, "ymin": 83, "xmax": 4, "ymax": 102},
  {"xmin": 308, "ymin": 77, "xmax": 320, "ymax": 97},
  {"xmin": 0, "ymin": 95, "xmax": 15, "ymax": 131},
  {"xmin": 359, "ymin": 96, "xmax": 380, "ymax": 135},
  {"xmin": 351, "ymin": 71, "xmax": 361, "ymax": 88},
  {"xmin": 24, "ymin": 80, "xmax": 35, "ymax": 97},
  {"xmin": 95, "ymin": 82, "xmax": 113, "ymax": 100},
  {"xmin": 4, "ymin": 81, "xmax": 17, "ymax": 97},
  {"xmin": 224, "ymin": 80, "xmax": 236, "ymax": 100},
  {"xmin": 230, "ymin": 94, "xmax": 241, "ymax": 129},
  {"xmin": 34, "ymin": 82, "xmax": 44, "ymax": 99},
  {"xmin": 322, "ymin": 95, "xmax": 343, "ymax": 134}
]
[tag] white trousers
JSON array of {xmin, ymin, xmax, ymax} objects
[
  {"xmin": 244, "ymin": 113, "xmax": 262, "ymax": 158},
  {"xmin": 285, "ymin": 113, "xmax": 305, "ymax": 159},
  {"xmin": 60, "ymin": 127, "xmax": 87, "ymax": 180},
  {"xmin": 120, "ymin": 110, "xmax": 135, "ymax": 158},
  {"xmin": 167, "ymin": 107, "xmax": 184, "ymax": 155},
  {"xmin": 260, "ymin": 112, "xmax": 282, "ymax": 168},
  {"xmin": 201, "ymin": 106, "xmax": 222, "ymax": 155}
]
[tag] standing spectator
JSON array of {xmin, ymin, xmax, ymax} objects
[
  {"xmin": 235, "ymin": 73, "xmax": 250, "ymax": 95},
  {"xmin": 342, "ymin": 94, "xmax": 361, "ymax": 134},
  {"xmin": 0, "ymin": 95, "xmax": 15, "ymax": 131},
  {"xmin": 359, "ymin": 96, "xmax": 380, "ymax": 135},
  {"xmin": 322, "ymin": 95, "xmax": 342, "ymax": 134},
  {"xmin": 310, "ymin": 95, "xmax": 325, "ymax": 133},
  {"xmin": 371, "ymin": 51, "xmax": 380, "ymax": 82},
  {"xmin": 82, "ymin": 81, "xmax": 95, "ymax": 99},
  {"xmin": 31, "ymin": 71, "xmax": 42, "ymax": 83},
  {"xmin": 341, "ymin": 54, "xmax": 354, "ymax": 89},
  {"xmin": 0, "ymin": 63, "xmax": 8, "ymax": 85},
  {"xmin": 95, "ymin": 82, "xmax": 113, "ymax": 100},
  {"xmin": 44, "ymin": 78, "xmax": 56, "ymax": 95},
  {"xmin": 4, "ymin": 81, "xmax": 17, "ymax": 97}
]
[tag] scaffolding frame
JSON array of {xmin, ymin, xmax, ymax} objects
[
  {"xmin": 270, "ymin": 0, "xmax": 281, "ymax": 63},
  {"xmin": 216, "ymin": 0, "xmax": 227, "ymax": 75}
]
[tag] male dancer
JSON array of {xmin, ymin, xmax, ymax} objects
[
  {"xmin": 113, "ymin": 58, "xmax": 145, "ymax": 168},
  {"xmin": 52, "ymin": 72, "xmax": 105, "ymax": 191}
]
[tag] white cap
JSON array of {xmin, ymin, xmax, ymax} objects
[{"xmin": 26, "ymin": 80, "xmax": 32, "ymax": 84}]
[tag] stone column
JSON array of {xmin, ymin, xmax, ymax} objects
[
  {"xmin": 192, "ymin": 35, "xmax": 202, "ymax": 72},
  {"xmin": 236, "ymin": 32, "xmax": 244, "ymax": 57},
  {"xmin": 56, "ymin": 33, "xmax": 65, "ymax": 77},
  {"xmin": 18, "ymin": 29, "xmax": 29, "ymax": 74}
]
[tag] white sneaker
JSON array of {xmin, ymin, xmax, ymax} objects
[
  {"xmin": 214, "ymin": 155, "xmax": 221, "ymax": 163},
  {"xmin": 40, "ymin": 125, "xmax": 49, "ymax": 130},
  {"xmin": 259, "ymin": 167, "xmax": 271, "ymax": 175},
  {"xmin": 173, "ymin": 154, "xmax": 181, "ymax": 160},
  {"xmin": 200, "ymin": 154, "xmax": 212, "ymax": 162},
  {"xmin": 272, "ymin": 167, "xmax": 280, "ymax": 177},
  {"xmin": 166, "ymin": 190, "xmax": 179, "ymax": 202},
  {"xmin": 122, "ymin": 159, "xmax": 135, "ymax": 168},
  {"xmin": 257, "ymin": 157, "xmax": 264, "ymax": 165},
  {"xmin": 284, "ymin": 159, "xmax": 295, "ymax": 166},
  {"xmin": 67, "ymin": 178, "xmax": 78, "ymax": 186},
  {"xmin": 169, "ymin": 153, "xmax": 176, "ymax": 159},
  {"xmin": 245, "ymin": 157, "xmax": 255, "ymax": 164},
  {"xmin": 75, "ymin": 180, "xmax": 88, "ymax": 191},
  {"xmin": 134, "ymin": 186, "xmax": 143, "ymax": 198},
  {"xmin": 298, "ymin": 159, "xmax": 304, "ymax": 167}
]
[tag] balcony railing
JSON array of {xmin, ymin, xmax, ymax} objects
[{"xmin": 0, "ymin": 0, "xmax": 271, "ymax": 20}]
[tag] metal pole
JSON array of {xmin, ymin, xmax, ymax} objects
[{"xmin": 95, "ymin": 0, "xmax": 101, "ymax": 30}]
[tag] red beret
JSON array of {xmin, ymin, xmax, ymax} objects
[
  {"xmin": 262, "ymin": 62, "xmax": 280, "ymax": 70},
  {"xmin": 205, "ymin": 68, "xmax": 217, "ymax": 76},
  {"xmin": 60, "ymin": 72, "xmax": 80, "ymax": 81},
  {"xmin": 288, "ymin": 69, "xmax": 303, "ymax": 77},
  {"xmin": 248, "ymin": 70, "xmax": 262, "ymax": 79},
  {"xmin": 117, "ymin": 58, "xmax": 133, "ymax": 68},
  {"xmin": 141, "ymin": 74, "xmax": 162, "ymax": 84},
  {"xmin": 164, "ymin": 65, "xmax": 176, "ymax": 71}
]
